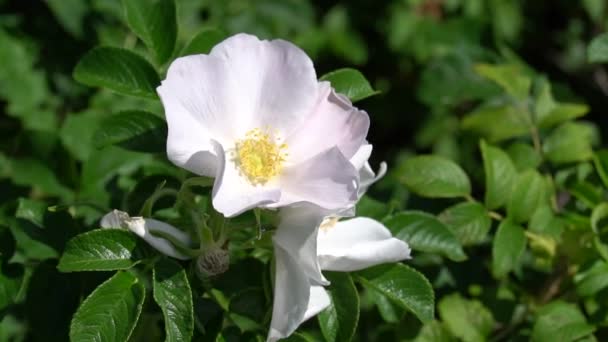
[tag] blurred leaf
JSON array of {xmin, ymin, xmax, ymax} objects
[
  {"xmin": 384, "ymin": 211, "xmax": 466, "ymax": 261},
  {"xmin": 94, "ymin": 111, "xmax": 167, "ymax": 153},
  {"xmin": 399, "ymin": 155, "xmax": 471, "ymax": 198},
  {"xmin": 70, "ymin": 271, "xmax": 145, "ymax": 342},
  {"xmin": 538, "ymin": 103, "xmax": 588, "ymax": 129},
  {"xmin": 58, "ymin": 229, "xmax": 150, "ymax": 272},
  {"xmin": 417, "ymin": 48, "xmax": 499, "ymax": 107},
  {"xmin": 122, "ymin": 0, "xmax": 177, "ymax": 65},
  {"xmin": 438, "ymin": 293, "xmax": 494, "ymax": 342},
  {"xmin": 318, "ymin": 272, "xmax": 359, "ymax": 342},
  {"xmin": 355, "ymin": 196, "xmax": 390, "ymax": 221},
  {"xmin": 544, "ymin": 122, "xmax": 594, "ymax": 164},
  {"xmin": 593, "ymin": 149, "xmax": 608, "ymax": 188},
  {"xmin": 507, "ymin": 142, "xmax": 541, "ymax": 171},
  {"xmin": 0, "ymin": 263, "xmax": 23, "ymax": 312},
  {"xmin": 588, "ymin": 32, "xmax": 608, "ymax": 63},
  {"xmin": 320, "ymin": 68, "xmax": 379, "ymax": 102},
  {"xmin": 591, "ymin": 203, "xmax": 608, "ymax": 235},
  {"xmin": 531, "ymin": 301, "xmax": 595, "ymax": 341},
  {"xmin": 46, "ymin": 0, "xmax": 87, "ymax": 38},
  {"xmin": 568, "ymin": 181, "xmax": 603, "ymax": 208},
  {"xmin": 15, "ymin": 198, "xmax": 46, "ymax": 227},
  {"xmin": 357, "ymin": 264, "xmax": 434, "ymax": 323},
  {"xmin": 439, "ymin": 202, "xmax": 491, "ymax": 246},
  {"xmin": 462, "ymin": 105, "xmax": 529, "ymax": 142},
  {"xmin": 3, "ymin": 158, "xmax": 72, "ymax": 200},
  {"xmin": 73, "ymin": 47, "xmax": 160, "ymax": 98},
  {"xmin": 0, "ymin": 29, "xmax": 50, "ymax": 126},
  {"xmin": 414, "ymin": 320, "xmax": 455, "ymax": 342},
  {"xmin": 528, "ymin": 206, "xmax": 563, "ymax": 240},
  {"xmin": 492, "ymin": 219, "xmax": 526, "ymax": 278},
  {"xmin": 182, "ymin": 28, "xmax": 226, "ymax": 55},
  {"xmin": 60, "ymin": 110, "xmax": 104, "ymax": 161},
  {"xmin": 507, "ymin": 169, "xmax": 546, "ymax": 223},
  {"xmin": 574, "ymin": 261, "xmax": 608, "ymax": 297},
  {"xmin": 480, "ymin": 140, "xmax": 517, "ymax": 210},
  {"xmin": 228, "ymin": 288, "xmax": 266, "ymax": 329},
  {"xmin": 0, "ymin": 225, "xmax": 15, "ymax": 262},
  {"xmin": 474, "ymin": 64, "xmax": 531, "ymax": 100},
  {"xmin": 153, "ymin": 258, "xmax": 194, "ymax": 342}
]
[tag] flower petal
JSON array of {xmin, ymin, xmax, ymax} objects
[
  {"xmin": 100, "ymin": 209, "xmax": 129, "ymax": 228},
  {"xmin": 286, "ymin": 82, "xmax": 370, "ymax": 163},
  {"xmin": 303, "ymin": 286, "xmax": 331, "ymax": 322},
  {"xmin": 359, "ymin": 161, "xmax": 387, "ymax": 195},
  {"xmin": 276, "ymin": 147, "xmax": 359, "ymax": 210},
  {"xmin": 274, "ymin": 204, "xmax": 330, "ymax": 286},
  {"xmin": 210, "ymin": 140, "xmax": 281, "ymax": 217},
  {"xmin": 268, "ymin": 244, "xmax": 313, "ymax": 342},
  {"xmin": 349, "ymin": 143, "xmax": 373, "ymax": 171},
  {"xmin": 124, "ymin": 217, "xmax": 192, "ymax": 260},
  {"xmin": 318, "ymin": 217, "xmax": 411, "ymax": 271},
  {"xmin": 158, "ymin": 33, "xmax": 319, "ymax": 156}
]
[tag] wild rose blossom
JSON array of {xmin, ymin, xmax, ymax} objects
[{"xmin": 157, "ymin": 33, "xmax": 370, "ymax": 217}]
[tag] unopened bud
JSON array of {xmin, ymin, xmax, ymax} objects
[{"xmin": 197, "ymin": 247, "xmax": 230, "ymax": 277}]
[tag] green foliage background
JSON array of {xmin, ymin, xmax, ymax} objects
[{"xmin": 2, "ymin": 0, "xmax": 608, "ymax": 341}]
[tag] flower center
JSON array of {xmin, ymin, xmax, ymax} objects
[{"xmin": 235, "ymin": 128, "xmax": 287, "ymax": 185}]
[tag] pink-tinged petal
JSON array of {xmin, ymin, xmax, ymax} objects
[
  {"xmin": 274, "ymin": 204, "xmax": 330, "ymax": 286},
  {"xmin": 268, "ymin": 244, "xmax": 313, "ymax": 342},
  {"xmin": 286, "ymin": 82, "xmax": 370, "ymax": 163},
  {"xmin": 276, "ymin": 147, "xmax": 359, "ymax": 210},
  {"xmin": 359, "ymin": 161, "xmax": 387, "ymax": 196},
  {"xmin": 318, "ymin": 217, "xmax": 411, "ymax": 271},
  {"xmin": 349, "ymin": 143, "xmax": 373, "ymax": 171},
  {"xmin": 158, "ymin": 34, "xmax": 319, "ymax": 158},
  {"xmin": 303, "ymin": 286, "xmax": 331, "ymax": 322},
  {"xmin": 210, "ymin": 140, "xmax": 281, "ymax": 217}
]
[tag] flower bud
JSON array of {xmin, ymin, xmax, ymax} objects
[{"xmin": 196, "ymin": 247, "xmax": 230, "ymax": 277}]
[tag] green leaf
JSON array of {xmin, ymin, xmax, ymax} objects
[
  {"xmin": 588, "ymin": 32, "xmax": 608, "ymax": 63},
  {"xmin": 439, "ymin": 202, "xmax": 491, "ymax": 246},
  {"xmin": 73, "ymin": 47, "xmax": 160, "ymax": 98},
  {"xmin": 70, "ymin": 271, "xmax": 145, "ymax": 342},
  {"xmin": 0, "ymin": 263, "xmax": 23, "ymax": 312},
  {"xmin": 94, "ymin": 111, "xmax": 167, "ymax": 153},
  {"xmin": 592, "ymin": 203, "xmax": 608, "ymax": 235},
  {"xmin": 574, "ymin": 261, "xmax": 608, "ymax": 297},
  {"xmin": 45, "ymin": 0, "xmax": 87, "ymax": 38},
  {"xmin": 480, "ymin": 140, "xmax": 517, "ymax": 210},
  {"xmin": 384, "ymin": 211, "xmax": 466, "ymax": 261},
  {"xmin": 182, "ymin": 28, "xmax": 226, "ymax": 56},
  {"xmin": 462, "ymin": 105, "xmax": 529, "ymax": 142},
  {"xmin": 568, "ymin": 181, "xmax": 603, "ymax": 208},
  {"xmin": 122, "ymin": 0, "xmax": 177, "ymax": 65},
  {"xmin": 531, "ymin": 301, "xmax": 595, "ymax": 342},
  {"xmin": 319, "ymin": 68, "xmax": 379, "ymax": 102},
  {"xmin": 399, "ymin": 155, "xmax": 471, "ymax": 198},
  {"xmin": 506, "ymin": 142, "xmax": 541, "ymax": 171},
  {"xmin": 58, "ymin": 229, "xmax": 150, "ymax": 272},
  {"xmin": 507, "ymin": 169, "xmax": 546, "ymax": 223},
  {"xmin": 492, "ymin": 219, "xmax": 526, "ymax": 278},
  {"xmin": 357, "ymin": 264, "xmax": 434, "ymax": 323},
  {"xmin": 538, "ymin": 103, "xmax": 589, "ymax": 129},
  {"xmin": 438, "ymin": 293, "xmax": 494, "ymax": 342},
  {"xmin": 543, "ymin": 122, "xmax": 594, "ymax": 164},
  {"xmin": 593, "ymin": 149, "xmax": 608, "ymax": 188},
  {"xmin": 318, "ymin": 272, "xmax": 359, "ymax": 342},
  {"xmin": 414, "ymin": 321, "xmax": 455, "ymax": 342},
  {"xmin": 153, "ymin": 258, "xmax": 194, "ymax": 342},
  {"xmin": 474, "ymin": 63, "xmax": 531, "ymax": 100}
]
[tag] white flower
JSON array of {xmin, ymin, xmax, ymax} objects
[
  {"xmin": 100, "ymin": 210, "xmax": 194, "ymax": 260},
  {"xmin": 268, "ymin": 211, "xmax": 411, "ymax": 341},
  {"xmin": 157, "ymin": 33, "xmax": 370, "ymax": 217}
]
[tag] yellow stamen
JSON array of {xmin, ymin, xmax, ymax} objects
[
  {"xmin": 320, "ymin": 217, "xmax": 340, "ymax": 231},
  {"xmin": 235, "ymin": 128, "xmax": 287, "ymax": 185}
]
